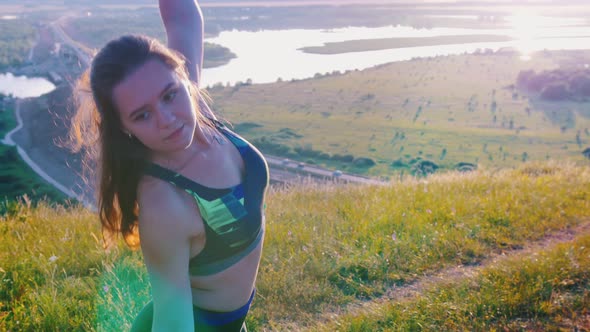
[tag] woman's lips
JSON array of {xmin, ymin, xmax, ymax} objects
[{"xmin": 165, "ymin": 124, "xmax": 184, "ymax": 140}]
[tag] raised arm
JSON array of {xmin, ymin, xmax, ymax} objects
[
  {"xmin": 159, "ymin": 0, "xmax": 216, "ymax": 119},
  {"xmin": 159, "ymin": 0, "xmax": 204, "ymax": 84}
]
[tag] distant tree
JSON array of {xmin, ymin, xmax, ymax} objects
[
  {"xmin": 352, "ymin": 157, "xmax": 376, "ymax": 168},
  {"xmin": 516, "ymin": 69, "xmax": 536, "ymax": 88},
  {"xmin": 583, "ymin": 147, "xmax": 590, "ymax": 160},
  {"xmin": 331, "ymin": 154, "xmax": 354, "ymax": 162},
  {"xmin": 540, "ymin": 83, "xmax": 569, "ymax": 101},
  {"xmin": 412, "ymin": 160, "xmax": 439, "ymax": 177},
  {"xmin": 455, "ymin": 161, "xmax": 477, "ymax": 172},
  {"xmin": 440, "ymin": 148, "xmax": 447, "ymax": 160},
  {"xmin": 569, "ymin": 73, "xmax": 590, "ymax": 98},
  {"xmin": 390, "ymin": 159, "xmax": 406, "ymax": 168}
]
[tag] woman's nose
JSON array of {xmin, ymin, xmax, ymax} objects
[{"xmin": 156, "ymin": 107, "xmax": 175, "ymax": 128}]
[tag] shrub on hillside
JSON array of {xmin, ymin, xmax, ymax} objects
[
  {"xmin": 412, "ymin": 160, "xmax": 439, "ymax": 177},
  {"xmin": 352, "ymin": 157, "xmax": 376, "ymax": 168},
  {"xmin": 456, "ymin": 162, "xmax": 477, "ymax": 172},
  {"xmin": 390, "ymin": 159, "xmax": 407, "ymax": 168},
  {"xmin": 331, "ymin": 154, "xmax": 355, "ymax": 162},
  {"xmin": 294, "ymin": 146, "xmax": 322, "ymax": 159},
  {"xmin": 516, "ymin": 68, "xmax": 590, "ymax": 101},
  {"xmin": 540, "ymin": 83, "xmax": 570, "ymax": 101},
  {"xmin": 516, "ymin": 70, "xmax": 536, "ymax": 88},
  {"xmin": 252, "ymin": 137, "xmax": 293, "ymax": 156},
  {"xmin": 569, "ymin": 73, "xmax": 590, "ymax": 97}
]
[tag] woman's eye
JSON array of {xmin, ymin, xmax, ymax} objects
[
  {"xmin": 134, "ymin": 112, "xmax": 150, "ymax": 121},
  {"xmin": 163, "ymin": 90, "xmax": 177, "ymax": 103}
]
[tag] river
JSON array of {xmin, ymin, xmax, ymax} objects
[
  {"xmin": 1, "ymin": 14, "xmax": 590, "ymax": 96},
  {"xmin": 201, "ymin": 15, "xmax": 590, "ymax": 86}
]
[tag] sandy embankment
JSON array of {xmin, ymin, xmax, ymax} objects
[{"xmin": 10, "ymin": 85, "xmax": 93, "ymax": 204}]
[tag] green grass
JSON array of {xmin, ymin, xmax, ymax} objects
[
  {"xmin": 0, "ymin": 203, "xmax": 146, "ymax": 331},
  {"xmin": 208, "ymin": 50, "xmax": 590, "ymax": 176},
  {"xmin": 0, "ymin": 19, "xmax": 35, "ymax": 69},
  {"xmin": 0, "ymin": 162, "xmax": 589, "ymax": 331},
  {"xmin": 314, "ymin": 232, "xmax": 590, "ymax": 331}
]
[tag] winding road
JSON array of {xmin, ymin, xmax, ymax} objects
[{"xmin": 1, "ymin": 100, "xmax": 80, "ymax": 200}]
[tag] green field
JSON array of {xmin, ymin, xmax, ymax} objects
[
  {"xmin": 0, "ymin": 19, "xmax": 35, "ymax": 69},
  {"xmin": 208, "ymin": 50, "xmax": 590, "ymax": 177},
  {"xmin": 0, "ymin": 162, "xmax": 588, "ymax": 330}
]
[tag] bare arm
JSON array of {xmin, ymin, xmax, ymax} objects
[
  {"xmin": 159, "ymin": 0, "xmax": 203, "ymax": 83},
  {"xmin": 159, "ymin": 0, "xmax": 216, "ymax": 119},
  {"xmin": 138, "ymin": 182, "xmax": 195, "ymax": 331}
]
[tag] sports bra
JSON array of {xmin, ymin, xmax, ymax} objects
[{"xmin": 144, "ymin": 120, "xmax": 269, "ymax": 276}]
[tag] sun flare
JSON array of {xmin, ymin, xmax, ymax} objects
[{"xmin": 506, "ymin": 11, "xmax": 544, "ymax": 61}]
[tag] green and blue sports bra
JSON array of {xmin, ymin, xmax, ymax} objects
[{"xmin": 144, "ymin": 120, "xmax": 269, "ymax": 276}]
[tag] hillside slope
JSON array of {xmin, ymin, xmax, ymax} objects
[{"xmin": 1, "ymin": 162, "xmax": 589, "ymax": 330}]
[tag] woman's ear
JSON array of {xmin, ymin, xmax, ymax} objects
[{"xmin": 121, "ymin": 128, "xmax": 133, "ymax": 139}]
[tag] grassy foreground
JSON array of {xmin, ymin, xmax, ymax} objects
[
  {"xmin": 315, "ymin": 231, "xmax": 590, "ymax": 331},
  {"xmin": 0, "ymin": 162, "xmax": 589, "ymax": 331}
]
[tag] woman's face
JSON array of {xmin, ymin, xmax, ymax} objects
[{"xmin": 112, "ymin": 58, "xmax": 197, "ymax": 156}]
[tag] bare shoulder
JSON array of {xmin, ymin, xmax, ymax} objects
[{"xmin": 136, "ymin": 176, "xmax": 198, "ymax": 263}]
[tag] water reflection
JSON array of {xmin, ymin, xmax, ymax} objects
[
  {"xmin": 0, "ymin": 73, "xmax": 56, "ymax": 98},
  {"xmin": 202, "ymin": 16, "xmax": 590, "ymax": 86}
]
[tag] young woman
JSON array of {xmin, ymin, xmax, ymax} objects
[{"xmin": 70, "ymin": 1, "xmax": 269, "ymax": 331}]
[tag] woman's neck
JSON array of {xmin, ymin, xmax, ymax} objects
[{"xmin": 151, "ymin": 124, "xmax": 224, "ymax": 172}]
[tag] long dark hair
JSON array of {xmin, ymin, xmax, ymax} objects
[{"xmin": 70, "ymin": 35, "xmax": 211, "ymax": 249}]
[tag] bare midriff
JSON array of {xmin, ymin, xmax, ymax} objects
[{"xmin": 189, "ymin": 236, "xmax": 263, "ymax": 312}]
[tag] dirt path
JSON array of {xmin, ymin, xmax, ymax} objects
[{"xmin": 310, "ymin": 219, "xmax": 590, "ymax": 330}]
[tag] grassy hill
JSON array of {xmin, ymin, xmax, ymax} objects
[
  {"xmin": 208, "ymin": 50, "xmax": 590, "ymax": 177},
  {"xmin": 0, "ymin": 162, "xmax": 589, "ymax": 330}
]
